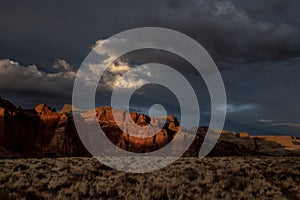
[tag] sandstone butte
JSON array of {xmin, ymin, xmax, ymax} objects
[{"xmin": 0, "ymin": 96, "xmax": 300, "ymax": 158}]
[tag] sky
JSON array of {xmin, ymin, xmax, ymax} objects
[{"xmin": 0, "ymin": 0, "xmax": 300, "ymax": 135}]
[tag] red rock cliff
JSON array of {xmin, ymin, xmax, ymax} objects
[{"xmin": 0, "ymin": 98, "xmax": 89, "ymax": 157}]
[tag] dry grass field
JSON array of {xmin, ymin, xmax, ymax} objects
[{"xmin": 1, "ymin": 157, "xmax": 300, "ymax": 200}]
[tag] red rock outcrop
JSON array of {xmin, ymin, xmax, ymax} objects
[
  {"xmin": 1, "ymin": 97, "xmax": 300, "ymax": 158},
  {"xmin": 239, "ymin": 132, "xmax": 249, "ymax": 138},
  {"xmin": 0, "ymin": 98, "xmax": 180, "ymax": 157},
  {"xmin": 93, "ymin": 106, "xmax": 178, "ymax": 153},
  {"xmin": 0, "ymin": 98, "xmax": 89, "ymax": 158}
]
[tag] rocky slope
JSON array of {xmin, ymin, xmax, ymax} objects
[{"xmin": 0, "ymin": 97, "xmax": 300, "ymax": 158}]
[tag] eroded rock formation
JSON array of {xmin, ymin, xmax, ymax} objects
[
  {"xmin": 1, "ymin": 97, "xmax": 300, "ymax": 158},
  {"xmin": 0, "ymin": 98, "xmax": 89, "ymax": 158}
]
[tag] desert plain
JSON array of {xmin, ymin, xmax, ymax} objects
[{"xmin": 1, "ymin": 157, "xmax": 300, "ymax": 200}]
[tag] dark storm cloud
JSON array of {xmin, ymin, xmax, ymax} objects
[
  {"xmin": 167, "ymin": 0, "xmax": 300, "ymax": 64},
  {"xmin": 0, "ymin": 0, "xmax": 300, "ymax": 68},
  {"xmin": 234, "ymin": 0, "xmax": 300, "ymax": 24}
]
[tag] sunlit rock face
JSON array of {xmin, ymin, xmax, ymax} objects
[{"xmin": 91, "ymin": 106, "xmax": 181, "ymax": 153}]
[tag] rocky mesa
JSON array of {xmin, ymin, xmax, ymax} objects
[{"xmin": 1, "ymin": 97, "xmax": 300, "ymax": 158}]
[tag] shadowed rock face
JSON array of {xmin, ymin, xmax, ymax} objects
[{"xmin": 0, "ymin": 98, "xmax": 90, "ymax": 158}]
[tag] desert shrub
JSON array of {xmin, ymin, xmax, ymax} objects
[
  {"xmin": 121, "ymin": 176, "xmax": 139, "ymax": 185},
  {"xmin": 281, "ymin": 188, "xmax": 298, "ymax": 200},
  {"xmin": 35, "ymin": 173, "xmax": 46, "ymax": 180},
  {"xmin": 108, "ymin": 189, "xmax": 119, "ymax": 197},
  {"xmin": 98, "ymin": 164, "xmax": 112, "ymax": 171},
  {"xmin": 0, "ymin": 188, "xmax": 12, "ymax": 200},
  {"xmin": 13, "ymin": 164, "xmax": 29, "ymax": 171},
  {"xmin": 23, "ymin": 191, "xmax": 42, "ymax": 200}
]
